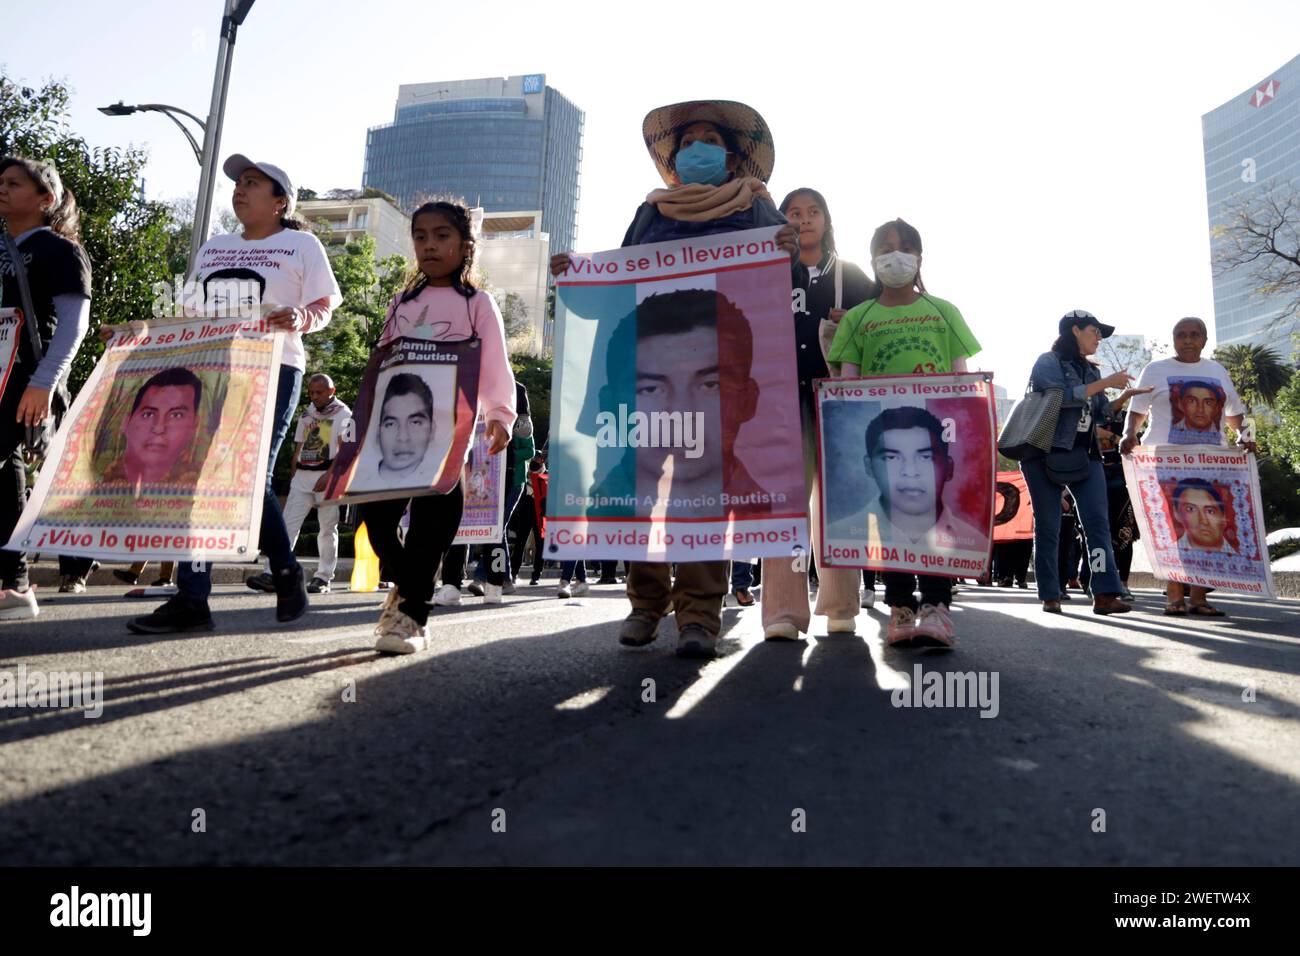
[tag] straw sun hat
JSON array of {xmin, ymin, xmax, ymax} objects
[{"xmin": 641, "ymin": 100, "xmax": 775, "ymax": 187}]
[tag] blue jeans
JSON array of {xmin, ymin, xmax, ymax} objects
[
  {"xmin": 731, "ymin": 560, "xmax": 754, "ymax": 590},
  {"xmin": 1021, "ymin": 456, "xmax": 1122, "ymax": 601},
  {"xmin": 178, "ymin": 364, "xmax": 301, "ymax": 601},
  {"xmin": 559, "ymin": 560, "xmax": 587, "ymax": 584}
]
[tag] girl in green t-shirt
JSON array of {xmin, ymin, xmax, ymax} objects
[{"xmin": 826, "ymin": 219, "xmax": 982, "ymax": 648}]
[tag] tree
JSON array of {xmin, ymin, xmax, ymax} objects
[
  {"xmin": 1, "ymin": 73, "xmax": 174, "ymax": 396},
  {"xmin": 1213, "ymin": 182, "xmax": 1300, "ymax": 339},
  {"xmin": 1214, "ymin": 343, "xmax": 1293, "ymax": 413},
  {"xmin": 511, "ymin": 352, "xmax": 552, "ymax": 449},
  {"xmin": 301, "ymin": 232, "xmax": 408, "ymax": 404},
  {"xmin": 495, "ymin": 290, "xmax": 533, "ymax": 352}
]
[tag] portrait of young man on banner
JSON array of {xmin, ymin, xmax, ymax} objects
[
  {"xmin": 7, "ymin": 316, "xmax": 282, "ymax": 561},
  {"xmin": 547, "ymin": 226, "xmax": 806, "ymax": 561},
  {"xmin": 453, "ymin": 416, "xmax": 507, "ymax": 544},
  {"xmin": 322, "ymin": 337, "xmax": 481, "ymax": 505},
  {"xmin": 1124, "ymin": 445, "xmax": 1272, "ymax": 596},
  {"xmin": 818, "ymin": 373, "xmax": 995, "ymax": 577}
]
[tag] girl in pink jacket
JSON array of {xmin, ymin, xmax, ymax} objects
[{"xmin": 362, "ymin": 199, "xmax": 517, "ymax": 655}]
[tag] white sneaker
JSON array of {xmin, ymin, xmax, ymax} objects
[
  {"xmin": 570, "ymin": 581, "xmax": 590, "ymax": 597},
  {"xmin": 375, "ymin": 587, "xmax": 402, "ymax": 634},
  {"xmin": 861, "ymin": 590, "xmax": 876, "ymax": 609},
  {"xmin": 432, "ymin": 584, "xmax": 461, "ymax": 606},
  {"xmin": 483, "ymin": 583, "xmax": 503, "ymax": 604},
  {"xmin": 557, "ymin": 583, "xmax": 572, "ymax": 599},
  {"xmin": 827, "ymin": 617, "xmax": 857, "ymax": 634},
  {"xmin": 764, "ymin": 622, "xmax": 799, "ymax": 641},
  {"xmin": 0, "ymin": 588, "xmax": 39, "ymax": 620},
  {"xmin": 374, "ymin": 609, "xmax": 428, "ymax": 655}
]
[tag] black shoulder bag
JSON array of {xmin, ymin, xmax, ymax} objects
[{"xmin": 1, "ymin": 232, "xmax": 72, "ymax": 456}]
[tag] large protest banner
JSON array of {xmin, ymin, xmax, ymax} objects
[
  {"xmin": 1123, "ymin": 445, "xmax": 1273, "ymax": 597},
  {"xmin": 453, "ymin": 416, "xmax": 507, "ymax": 545},
  {"xmin": 7, "ymin": 316, "xmax": 282, "ymax": 561},
  {"xmin": 0, "ymin": 309, "xmax": 22, "ymax": 400},
  {"xmin": 993, "ymin": 470, "xmax": 1034, "ymax": 542},
  {"xmin": 322, "ymin": 337, "xmax": 480, "ymax": 505},
  {"xmin": 546, "ymin": 226, "xmax": 806, "ymax": 561},
  {"xmin": 817, "ymin": 373, "xmax": 996, "ymax": 577}
]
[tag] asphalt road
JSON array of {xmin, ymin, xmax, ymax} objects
[{"xmin": 1, "ymin": 579, "xmax": 1297, "ymax": 865}]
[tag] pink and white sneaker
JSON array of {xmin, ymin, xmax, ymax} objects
[
  {"xmin": 886, "ymin": 606, "xmax": 918, "ymax": 646},
  {"xmin": 913, "ymin": 604, "xmax": 955, "ymax": 648}
]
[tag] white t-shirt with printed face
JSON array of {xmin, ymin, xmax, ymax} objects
[
  {"xmin": 191, "ymin": 228, "xmax": 342, "ymax": 371},
  {"xmin": 1128, "ymin": 356, "xmax": 1244, "ymax": 445}
]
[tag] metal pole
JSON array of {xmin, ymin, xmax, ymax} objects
[{"xmin": 188, "ymin": 7, "xmax": 242, "ymax": 271}]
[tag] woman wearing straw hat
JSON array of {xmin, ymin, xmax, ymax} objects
[{"xmin": 551, "ymin": 99, "xmax": 801, "ymax": 658}]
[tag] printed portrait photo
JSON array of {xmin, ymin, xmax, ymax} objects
[
  {"xmin": 1161, "ymin": 477, "xmax": 1241, "ymax": 555},
  {"xmin": 93, "ymin": 366, "xmax": 224, "ymax": 490},
  {"xmin": 1168, "ymin": 377, "xmax": 1227, "ymax": 443},
  {"xmin": 347, "ymin": 364, "xmax": 457, "ymax": 494}
]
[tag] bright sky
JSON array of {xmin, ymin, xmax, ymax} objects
[{"xmin": 6, "ymin": 0, "xmax": 1298, "ymax": 388}]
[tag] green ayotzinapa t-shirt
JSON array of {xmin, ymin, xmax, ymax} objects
[{"xmin": 826, "ymin": 293, "xmax": 980, "ymax": 375}]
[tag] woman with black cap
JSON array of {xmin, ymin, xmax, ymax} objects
[
  {"xmin": 1021, "ymin": 310, "xmax": 1137, "ymax": 615},
  {"xmin": 550, "ymin": 99, "xmax": 801, "ymax": 659}
]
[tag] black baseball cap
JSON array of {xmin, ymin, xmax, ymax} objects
[{"xmin": 1059, "ymin": 309, "xmax": 1115, "ymax": 338}]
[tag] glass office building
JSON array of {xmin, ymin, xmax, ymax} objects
[
  {"xmin": 1202, "ymin": 53, "xmax": 1300, "ymax": 350},
  {"xmin": 364, "ymin": 75, "xmax": 584, "ymax": 256}
]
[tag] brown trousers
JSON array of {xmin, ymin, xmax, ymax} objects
[{"xmin": 626, "ymin": 560, "xmax": 729, "ymax": 635}]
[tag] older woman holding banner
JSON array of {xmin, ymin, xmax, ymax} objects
[
  {"xmin": 114, "ymin": 154, "xmax": 341, "ymax": 635},
  {"xmin": 550, "ymin": 99, "xmax": 800, "ymax": 659},
  {"xmin": 1120, "ymin": 316, "xmax": 1253, "ymax": 617}
]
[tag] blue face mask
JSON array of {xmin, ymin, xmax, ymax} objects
[{"xmin": 674, "ymin": 140, "xmax": 729, "ymax": 186}]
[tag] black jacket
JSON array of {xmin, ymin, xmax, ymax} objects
[{"xmin": 793, "ymin": 252, "xmax": 872, "ymax": 405}]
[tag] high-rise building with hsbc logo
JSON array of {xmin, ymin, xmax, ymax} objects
[
  {"xmin": 363, "ymin": 74, "xmax": 584, "ymax": 257},
  {"xmin": 1202, "ymin": 53, "xmax": 1300, "ymax": 351}
]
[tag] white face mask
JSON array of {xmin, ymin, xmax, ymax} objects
[{"xmin": 874, "ymin": 250, "xmax": 919, "ymax": 289}]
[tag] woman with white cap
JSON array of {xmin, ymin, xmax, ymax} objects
[
  {"xmin": 550, "ymin": 99, "xmax": 801, "ymax": 659},
  {"xmin": 122, "ymin": 154, "xmax": 341, "ymax": 634}
]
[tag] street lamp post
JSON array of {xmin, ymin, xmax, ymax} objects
[
  {"xmin": 190, "ymin": 0, "xmax": 257, "ymax": 268},
  {"xmin": 97, "ymin": 103, "xmax": 206, "ymax": 164}
]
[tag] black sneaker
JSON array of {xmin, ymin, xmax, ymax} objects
[
  {"xmin": 274, "ymin": 565, "xmax": 309, "ymax": 622},
  {"xmin": 127, "ymin": 595, "xmax": 215, "ymax": 634},
  {"xmin": 465, "ymin": 581, "xmax": 485, "ymax": 597},
  {"xmin": 246, "ymin": 572, "xmax": 276, "ymax": 593},
  {"xmin": 307, "ymin": 577, "xmax": 331, "ymax": 594}
]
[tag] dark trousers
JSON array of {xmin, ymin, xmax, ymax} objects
[
  {"xmin": 883, "ymin": 572, "xmax": 952, "ymax": 611},
  {"xmin": 0, "ymin": 369, "xmax": 32, "ymax": 590},
  {"xmin": 178, "ymin": 364, "xmax": 301, "ymax": 602},
  {"xmin": 993, "ymin": 540, "xmax": 1032, "ymax": 584},
  {"xmin": 1022, "ymin": 457, "xmax": 1122, "ymax": 601},
  {"xmin": 471, "ymin": 483, "xmax": 524, "ymax": 585},
  {"xmin": 508, "ymin": 491, "xmax": 540, "ymax": 580},
  {"xmin": 59, "ymin": 555, "xmax": 96, "ymax": 577},
  {"xmin": 359, "ymin": 485, "xmax": 464, "ymax": 626}
]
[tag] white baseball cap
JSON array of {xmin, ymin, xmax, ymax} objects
[{"xmin": 222, "ymin": 154, "xmax": 295, "ymax": 215}]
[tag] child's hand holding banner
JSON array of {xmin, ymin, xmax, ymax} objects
[
  {"xmin": 7, "ymin": 315, "xmax": 283, "ymax": 561},
  {"xmin": 817, "ymin": 373, "xmax": 996, "ymax": 577},
  {"xmin": 546, "ymin": 226, "xmax": 807, "ymax": 561},
  {"xmin": 1123, "ymin": 444, "xmax": 1273, "ymax": 597}
]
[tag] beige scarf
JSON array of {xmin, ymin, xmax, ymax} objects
[{"xmin": 646, "ymin": 177, "xmax": 771, "ymax": 222}]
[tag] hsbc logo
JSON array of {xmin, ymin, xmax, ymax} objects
[{"xmin": 1249, "ymin": 78, "xmax": 1280, "ymax": 108}]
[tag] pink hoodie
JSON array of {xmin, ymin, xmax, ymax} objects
[{"xmin": 378, "ymin": 284, "xmax": 517, "ymax": 430}]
